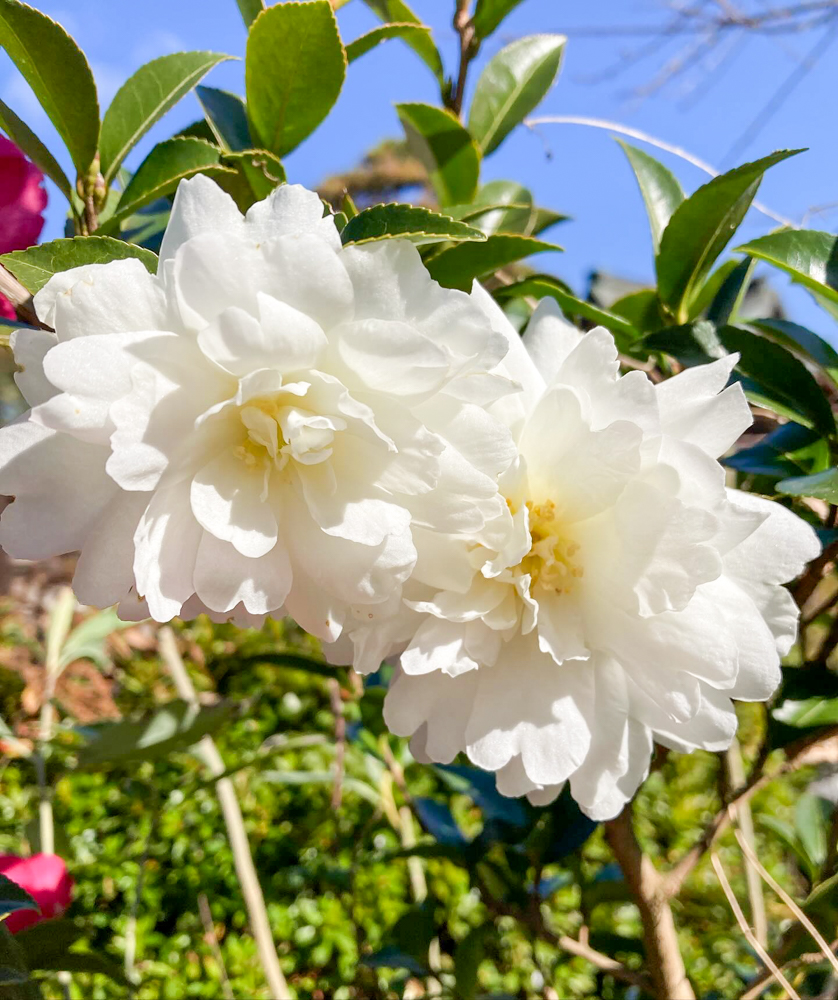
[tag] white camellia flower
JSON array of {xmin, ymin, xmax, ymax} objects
[
  {"xmin": 0, "ymin": 177, "xmax": 517, "ymax": 638},
  {"xmin": 369, "ymin": 297, "xmax": 820, "ymax": 820}
]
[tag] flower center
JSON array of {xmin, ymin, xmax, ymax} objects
[
  {"xmin": 521, "ymin": 500, "xmax": 583, "ymax": 595},
  {"xmin": 236, "ymin": 391, "xmax": 346, "ymax": 474}
]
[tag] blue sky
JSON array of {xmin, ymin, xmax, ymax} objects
[{"xmin": 2, "ymin": 0, "xmax": 837, "ymax": 341}]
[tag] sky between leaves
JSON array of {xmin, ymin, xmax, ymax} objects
[{"xmin": 1, "ymin": 0, "xmax": 836, "ymax": 342}]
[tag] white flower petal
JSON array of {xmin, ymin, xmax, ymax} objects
[
  {"xmin": 193, "ymin": 530, "xmax": 291, "ymax": 615},
  {"xmin": 11, "ymin": 329, "xmax": 57, "ymax": 406}
]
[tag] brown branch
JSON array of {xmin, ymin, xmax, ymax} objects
[
  {"xmin": 329, "ymin": 677, "xmax": 346, "ymax": 811},
  {"xmin": 605, "ymin": 806, "xmax": 696, "ymax": 1000},
  {"xmin": 451, "ymin": 0, "xmax": 478, "ymax": 118},
  {"xmin": 794, "ymin": 539, "xmax": 838, "ymax": 608},
  {"xmin": 665, "ymin": 725, "xmax": 838, "ymax": 898}
]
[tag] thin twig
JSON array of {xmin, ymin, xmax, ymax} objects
[
  {"xmin": 732, "ymin": 826, "xmax": 838, "ymax": 976},
  {"xmin": 198, "ymin": 893, "xmax": 235, "ymax": 1000},
  {"xmin": 727, "ymin": 738, "xmax": 768, "ymax": 948},
  {"xmin": 711, "ymin": 851, "xmax": 801, "ymax": 999},
  {"xmin": 525, "ymin": 115, "xmax": 796, "ymax": 227},
  {"xmin": 329, "ymin": 678, "xmax": 346, "ymax": 811},
  {"xmin": 451, "ymin": 0, "xmax": 477, "ymax": 117},
  {"xmin": 159, "ymin": 628, "xmax": 290, "ymax": 1000},
  {"xmin": 0, "ymin": 263, "xmax": 45, "ymax": 329}
]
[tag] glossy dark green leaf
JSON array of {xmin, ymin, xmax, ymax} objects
[
  {"xmin": 412, "ymin": 797, "xmax": 468, "ymax": 846},
  {"xmin": 618, "ymin": 140, "xmax": 683, "ymax": 252},
  {"xmin": 246, "ymin": 0, "xmax": 346, "ymax": 157},
  {"xmin": 196, "ymin": 85, "xmax": 251, "ymax": 152},
  {"xmin": 0, "ymin": 924, "xmax": 38, "ymax": 1000},
  {"xmin": 706, "ymin": 256, "xmax": 754, "ymax": 327},
  {"xmin": 99, "ymin": 52, "xmax": 233, "ymax": 183},
  {"xmin": 425, "ymin": 234, "xmax": 559, "ymax": 291},
  {"xmin": 436, "ymin": 764, "xmax": 528, "ymax": 827},
  {"xmin": 609, "ymin": 289, "xmax": 665, "ymax": 333},
  {"xmin": 102, "ymin": 138, "xmax": 235, "ymax": 232},
  {"xmin": 0, "ymin": 874, "xmax": 38, "ymax": 922},
  {"xmin": 341, "ymin": 203, "xmax": 485, "ymax": 247},
  {"xmin": 646, "ymin": 322, "xmax": 835, "ymax": 436},
  {"xmin": 804, "ymin": 870, "xmax": 838, "ymax": 913},
  {"xmin": 468, "ymin": 33, "xmax": 565, "ymax": 154},
  {"xmin": 752, "ymin": 318, "xmax": 838, "ymax": 382},
  {"xmin": 13, "ymin": 922, "xmax": 82, "ymax": 969},
  {"xmin": 494, "ymin": 275, "xmax": 640, "ymax": 346},
  {"xmin": 656, "ymin": 149, "xmax": 802, "ymax": 320},
  {"xmin": 0, "ymin": 0, "xmax": 99, "ymax": 175},
  {"xmin": 722, "ymin": 325, "xmax": 835, "ymax": 436},
  {"xmin": 1, "ymin": 237, "xmax": 158, "ymax": 294},
  {"xmin": 687, "ymin": 259, "xmax": 740, "ymax": 320},
  {"xmin": 472, "ymin": 0, "xmax": 527, "ymax": 39},
  {"xmin": 724, "ymin": 423, "xmax": 826, "ymax": 479},
  {"xmin": 777, "ymin": 467, "xmax": 838, "ymax": 503},
  {"xmin": 217, "ymin": 149, "xmax": 285, "ymax": 208},
  {"xmin": 396, "ymin": 102, "xmax": 480, "ymax": 206},
  {"xmin": 454, "ymin": 926, "xmax": 491, "ymax": 1000},
  {"xmin": 346, "ymin": 22, "xmax": 431, "ymax": 63},
  {"xmin": 77, "ymin": 699, "xmax": 232, "ymax": 767},
  {"xmin": 0, "ymin": 97, "xmax": 71, "ymax": 199},
  {"xmin": 449, "ymin": 180, "xmax": 534, "ymax": 235},
  {"xmin": 759, "ymin": 816, "xmax": 817, "ymax": 882},
  {"xmin": 360, "ymin": 0, "xmax": 443, "ymax": 80},
  {"xmin": 236, "ymin": 0, "xmax": 264, "ymax": 28},
  {"xmin": 737, "ymin": 229, "xmax": 838, "ymax": 306}
]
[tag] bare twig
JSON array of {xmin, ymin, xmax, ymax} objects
[
  {"xmin": 795, "ymin": 540, "xmax": 838, "ymax": 608},
  {"xmin": 329, "ymin": 678, "xmax": 346, "ymax": 811},
  {"xmin": 198, "ymin": 893, "xmax": 235, "ymax": 1000},
  {"xmin": 727, "ymin": 738, "xmax": 768, "ymax": 948},
  {"xmin": 711, "ymin": 851, "xmax": 801, "ymax": 999},
  {"xmin": 605, "ymin": 806, "xmax": 696, "ymax": 999},
  {"xmin": 451, "ymin": 0, "xmax": 477, "ymax": 117},
  {"xmin": 525, "ymin": 115, "xmax": 796, "ymax": 227},
  {"xmin": 159, "ymin": 628, "xmax": 290, "ymax": 1000},
  {"xmin": 733, "ymin": 826, "xmax": 838, "ymax": 976}
]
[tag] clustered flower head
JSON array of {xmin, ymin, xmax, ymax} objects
[{"xmin": 0, "ymin": 178, "xmax": 820, "ymax": 819}]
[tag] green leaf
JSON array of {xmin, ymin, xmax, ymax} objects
[
  {"xmin": 219, "ymin": 149, "xmax": 285, "ymax": 207},
  {"xmin": 346, "ymin": 22, "xmax": 431, "ymax": 63},
  {"xmin": 453, "ymin": 926, "xmax": 491, "ymax": 1000},
  {"xmin": 706, "ymin": 256, "xmax": 755, "ymax": 328},
  {"xmin": 341, "ymin": 203, "xmax": 486, "ymax": 247},
  {"xmin": 687, "ymin": 259, "xmax": 740, "ymax": 320},
  {"xmin": 99, "ymin": 52, "xmax": 233, "ymax": 184},
  {"xmin": 77, "ymin": 699, "xmax": 233, "ymax": 768},
  {"xmin": 721, "ymin": 325, "xmax": 835, "ymax": 436},
  {"xmin": 795, "ymin": 793, "xmax": 829, "ymax": 871},
  {"xmin": 736, "ymin": 229, "xmax": 838, "ymax": 306},
  {"xmin": 448, "ymin": 180, "xmax": 535, "ymax": 236},
  {"xmin": 777, "ymin": 467, "xmax": 838, "ymax": 503},
  {"xmin": 804, "ymin": 870, "xmax": 838, "ymax": 914},
  {"xmin": 472, "ymin": 0, "xmax": 527, "ymax": 39},
  {"xmin": 646, "ymin": 322, "xmax": 836, "ymax": 436},
  {"xmin": 0, "ymin": 925, "xmax": 39, "ymax": 1000},
  {"xmin": 101, "ymin": 137, "xmax": 235, "ymax": 233},
  {"xmin": 752, "ymin": 318, "xmax": 838, "ymax": 383},
  {"xmin": 467, "ymin": 34, "xmax": 565, "ymax": 155},
  {"xmin": 237, "ymin": 0, "xmax": 264, "ymax": 28},
  {"xmin": 196, "ymin": 86, "xmax": 252, "ymax": 151},
  {"xmin": 609, "ymin": 289, "xmax": 665, "ymax": 334},
  {"xmin": 425, "ymin": 234, "xmax": 559, "ymax": 291},
  {"xmin": 1, "ymin": 237, "xmax": 158, "ymax": 295},
  {"xmin": 759, "ymin": 816, "xmax": 816, "ymax": 882},
  {"xmin": 725, "ymin": 422, "xmax": 826, "ymax": 480},
  {"xmin": 0, "ymin": 0, "xmax": 99, "ymax": 175},
  {"xmin": 0, "ymin": 97, "xmax": 71, "ymax": 200},
  {"xmin": 656, "ymin": 149, "xmax": 803, "ymax": 320},
  {"xmin": 13, "ymin": 922, "xmax": 83, "ymax": 969},
  {"xmin": 618, "ymin": 140, "xmax": 683, "ymax": 252},
  {"xmin": 360, "ymin": 0, "xmax": 443, "ymax": 80},
  {"xmin": 494, "ymin": 275, "xmax": 640, "ymax": 347},
  {"xmin": 0, "ymin": 875, "xmax": 38, "ymax": 922},
  {"xmin": 396, "ymin": 103, "xmax": 480, "ymax": 207},
  {"xmin": 246, "ymin": 0, "xmax": 346, "ymax": 158}
]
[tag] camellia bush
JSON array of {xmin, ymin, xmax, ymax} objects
[{"xmin": 1, "ymin": 1, "xmax": 838, "ymax": 998}]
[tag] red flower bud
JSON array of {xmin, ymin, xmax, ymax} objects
[{"xmin": 0, "ymin": 854, "xmax": 73, "ymax": 934}]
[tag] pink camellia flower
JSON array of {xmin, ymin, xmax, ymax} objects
[
  {"xmin": 0, "ymin": 853, "xmax": 73, "ymax": 933},
  {"xmin": 0, "ymin": 136, "xmax": 47, "ymax": 320}
]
